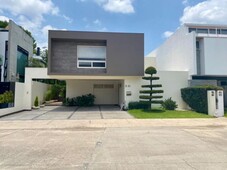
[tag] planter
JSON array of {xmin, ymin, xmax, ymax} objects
[
  {"xmin": 32, "ymin": 106, "xmax": 40, "ymax": 110},
  {"xmin": 40, "ymin": 104, "xmax": 45, "ymax": 108},
  {"xmin": 8, "ymin": 103, "xmax": 14, "ymax": 108},
  {"xmin": 0, "ymin": 103, "xmax": 8, "ymax": 109}
]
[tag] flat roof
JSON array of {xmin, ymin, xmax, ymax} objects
[{"xmin": 184, "ymin": 23, "xmax": 227, "ymax": 29}]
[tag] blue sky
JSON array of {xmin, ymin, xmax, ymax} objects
[{"xmin": 0, "ymin": 0, "xmax": 227, "ymax": 55}]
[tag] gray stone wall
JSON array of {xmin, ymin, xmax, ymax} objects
[
  {"xmin": 7, "ymin": 20, "xmax": 33, "ymax": 81},
  {"xmin": 50, "ymin": 40, "xmax": 106, "ymax": 74}
]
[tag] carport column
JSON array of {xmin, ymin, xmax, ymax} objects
[{"xmin": 24, "ymin": 68, "xmax": 33, "ymax": 110}]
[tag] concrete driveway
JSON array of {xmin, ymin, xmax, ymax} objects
[
  {"xmin": 0, "ymin": 118, "xmax": 227, "ymax": 169},
  {"xmin": 0, "ymin": 105, "xmax": 133, "ymax": 120}
]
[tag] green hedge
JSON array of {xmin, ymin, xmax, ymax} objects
[
  {"xmin": 181, "ymin": 85, "xmax": 223, "ymax": 114},
  {"xmin": 63, "ymin": 94, "xmax": 95, "ymax": 106},
  {"xmin": 128, "ymin": 101, "xmax": 150, "ymax": 110}
]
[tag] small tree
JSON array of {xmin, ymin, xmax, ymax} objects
[
  {"xmin": 34, "ymin": 96, "xmax": 39, "ymax": 107},
  {"xmin": 140, "ymin": 67, "xmax": 164, "ymax": 109}
]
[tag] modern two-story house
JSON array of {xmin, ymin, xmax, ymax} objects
[
  {"xmin": 149, "ymin": 23, "xmax": 227, "ymax": 107},
  {"xmin": 48, "ymin": 30, "xmax": 144, "ymax": 106}
]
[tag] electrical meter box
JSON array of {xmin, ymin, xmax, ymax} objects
[{"xmin": 207, "ymin": 90, "xmax": 224, "ymax": 117}]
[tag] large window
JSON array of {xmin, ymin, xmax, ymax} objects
[
  {"xmin": 17, "ymin": 46, "xmax": 28, "ymax": 82},
  {"xmin": 77, "ymin": 45, "xmax": 106, "ymax": 68}
]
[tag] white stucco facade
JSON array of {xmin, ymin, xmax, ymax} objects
[
  {"xmin": 202, "ymin": 38, "xmax": 227, "ymax": 75},
  {"xmin": 151, "ymin": 26, "xmax": 196, "ymax": 76},
  {"xmin": 149, "ymin": 23, "xmax": 227, "ymax": 107},
  {"xmin": 152, "ymin": 23, "xmax": 227, "ymax": 77}
]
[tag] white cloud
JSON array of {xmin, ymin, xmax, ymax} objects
[
  {"xmin": 180, "ymin": 0, "xmax": 227, "ymax": 24},
  {"xmin": 42, "ymin": 25, "xmax": 57, "ymax": 38},
  {"xmin": 0, "ymin": 15, "xmax": 10, "ymax": 22},
  {"xmin": 95, "ymin": 0, "xmax": 135, "ymax": 14},
  {"xmin": 0, "ymin": 0, "xmax": 59, "ymax": 27},
  {"xmin": 0, "ymin": 0, "xmax": 71, "ymax": 48},
  {"xmin": 99, "ymin": 27, "xmax": 107, "ymax": 32},
  {"xmin": 162, "ymin": 31, "xmax": 174, "ymax": 38},
  {"xmin": 62, "ymin": 15, "xmax": 73, "ymax": 24},
  {"xmin": 182, "ymin": 0, "xmax": 188, "ymax": 5},
  {"xmin": 93, "ymin": 19, "xmax": 101, "ymax": 25},
  {"xmin": 39, "ymin": 25, "xmax": 67, "ymax": 48},
  {"xmin": 83, "ymin": 18, "xmax": 107, "ymax": 31}
]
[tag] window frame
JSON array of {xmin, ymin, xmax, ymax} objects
[{"xmin": 77, "ymin": 45, "xmax": 106, "ymax": 69}]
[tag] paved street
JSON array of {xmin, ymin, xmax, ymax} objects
[
  {"xmin": 0, "ymin": 106, "xmax": 133, "ymax": 120},
  {"xmin": 0, "ymin": 118, "xmax": 227, "ymax": 169}
]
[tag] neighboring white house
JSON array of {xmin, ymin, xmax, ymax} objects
[{"xmin": 149, "ymin": 23, "xmax": 227, "ymax": 107}]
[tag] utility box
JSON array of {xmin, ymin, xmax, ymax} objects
[
  {"xmin": 207, "ymin": 90, "xmax": 216, "ymax": 116},
  {"xmin": 216, "ymin": 90, "xmax": 224, "ymax": 117},
  {"xmin": 207, "ymin": 90, "xmax": 224, "ymax": 117}
]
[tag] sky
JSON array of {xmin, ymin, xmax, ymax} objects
[{"xmin": 0, "ymin": 0, "xmax": 227, "ymax": 55}]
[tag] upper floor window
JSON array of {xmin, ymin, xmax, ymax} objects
[
  {"xmin": 209, "ymin": 29, "xmax": 216, "ymax": 34},
  {"xmin": 77, "ymin": 45, "xmax": 106, "ymax": 68},
  {"xmin": 189, "ymin": 28, "xmax": 196, "ymax": 33},
  {"xmin": 221, "ymin": 29, "xmax": 227, "ymax": 35},
  {"xmin": 197, "ymin": 29, "xmax": 208, "ymax": 34},
  {"xmin": 189, "ymin": 27, "xmax": 227, "ymax": 35}
]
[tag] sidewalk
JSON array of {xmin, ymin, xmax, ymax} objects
[{"xmin": 0, "ymin": 118, "xmax": 226, "ymax": 130}]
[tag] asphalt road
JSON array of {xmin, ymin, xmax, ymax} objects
[{"xmin": 0, "ymin": 118, "xmax": 227, "ymax": 169}]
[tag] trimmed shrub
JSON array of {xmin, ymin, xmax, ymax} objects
[
  {"xmin": 128, "ymin": 101, "xmax": 150, "ymax": 110},
  {"xmin": 45, "ymin": 89, "xmax": 52, "ymax": 101},
  {"xmin": 0, "ymin": 91, "xmax": 14, "ymax": 104},
  {"xmin": 162, "ymin": 97, "xmax": 178, "ymax": 110},
  {"xmin": 63, "ymin": 94, "xmax": 95, "ymax": 106},
  {"xmin": 34, "ymin": 96, "xmax": 39, "ymax": 107},
  {"xmin": 181, "ymin": 85, "xmax": 223, "ymax": 114}
]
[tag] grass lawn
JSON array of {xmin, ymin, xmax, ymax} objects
[
  {"xmin": 225, "ymin": 108, "xmax": 227, "ymax": 117},
  {"xmin": 128, "ymin": 109, "xmax": 213, "ymax": 119}
]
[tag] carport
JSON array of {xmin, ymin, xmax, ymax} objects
[
  {"xmin": 66, "ymin": 79, "xmax": 125, "ymax": 105},
  {"xmin": 24, "ymin": 67, "xmax": 141, "ymax": 111}
]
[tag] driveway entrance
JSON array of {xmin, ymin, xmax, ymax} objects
[{"xmin": 0, "ymin": 105, "xmax": 133, "ymax": 120}]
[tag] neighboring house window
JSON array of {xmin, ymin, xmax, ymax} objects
[
  {"xmin": 17, "ymin": 46, "xmax": 28, "ymax": 82},
  {"xmin": 197, "ymin": 29, "xmax": 208, "ymax": 34},
  {"xmin": 77, "ymin": 45, "xmax": 106, "ymax": 68},
  {"xmin": 189, "ymin": 28, "xmax": 196, "ymax": 33},
  {"xmin": 221, "ymin": 29, "xmax": 227, "ymax": 35},
  {"xmin": 217, "ymin": 29, "xmax": 221, "ymax": 34},
  {"xmin": 209, "ymin": 29, "xmax": 216, "ymax": 34}
]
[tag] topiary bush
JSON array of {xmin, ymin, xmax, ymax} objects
[
  {"xmin": 140, "ymin": 66, "xmax": 164, "ymax": 109},
  {"xmin": 161, "ymin": 97, "xmax": 178, "ymax": 110},
  {"xmin": 181, "ymin": 85, "xmax": 223, "ymax": 114},
  {"xmin": 128, "ymin": 101, "xmax": 150, "ymax": 110}
]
